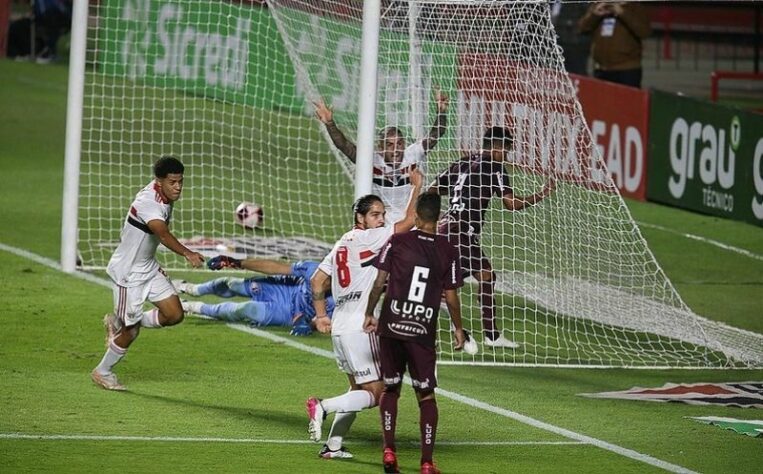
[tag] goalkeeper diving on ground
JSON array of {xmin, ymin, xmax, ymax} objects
[{"xmin": 175, "ymin": 256, "xmax": 334, "ymax": 336}]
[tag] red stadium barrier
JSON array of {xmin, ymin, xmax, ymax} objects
[{"xmin": 710, "ymin": 70, "xmax": 763, "ymax": 103}]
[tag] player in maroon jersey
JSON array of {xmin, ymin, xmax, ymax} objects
[
  {"xmin": 428, "ymin": 126, "xmax": 555, "ymax": 349},
  {"xmin": 363, "ymin": 193, "xmax": 466, "ymax": 474}
]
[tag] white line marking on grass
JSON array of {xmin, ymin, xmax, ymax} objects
[
  {"xmin": 0, "ymin": 433, "xmax": 312, "ymax": 444},
  {"xmin": 0, "ymin": 433, "xmax": 581, "ymax": 446},
  {"xmin": 1, "ymin": 243, "xmax": 696, "ymax": 474},
  {"xmin": 636, "ymin": 221, "xmax": 763, "ymax": 262},
  {"xmin": 228, "ymin": 325, "xmax": 697, "ymax": 474}
]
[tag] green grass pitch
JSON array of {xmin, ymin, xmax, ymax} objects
[{"xmin": 1, "ymin": 59, "xmax": 762, "ymax": 473}]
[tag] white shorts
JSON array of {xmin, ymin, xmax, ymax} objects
[
  {"xmin": 331, "ymin": 331, "xmax": 382, "ymax": 385},
  {"xmin": 113, "ymin": 269, "xmax": 176, "ymax": 327}
]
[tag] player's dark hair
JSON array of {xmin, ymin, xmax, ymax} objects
[
  {"xmin": 352, "ymin": 194, "xmax": 383, "ymax": 225},
  {"xmin": 154, "ymin": 156, "xmax": 184, "ymax": 178},
  {"xmin": 482, "ymin": 126, "xmax": 513, "ymax": 150},
  {"xmin": 378, "ymin": 126, "xmax": 404, "ymax": 141},
  {"xmin": 415, "ymin": 193, "xmax": 441, "ymax": 224}
]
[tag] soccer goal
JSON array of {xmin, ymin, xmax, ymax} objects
[{"xmin": 62, "ymin": 0, "xmax": 763, "ymax": 368}]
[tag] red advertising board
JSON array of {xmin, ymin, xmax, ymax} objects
[
  {"xmin": 571, "ymin": 74, "xmax": 650, "ymax": 200},
  {"xmin": 456, "ymin": 53, "xmax": 649, "ymax": 199}
]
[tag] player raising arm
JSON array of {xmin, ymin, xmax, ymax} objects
[
  {"xmin": 363, "ymin": 192, "xmax": 465, "ymax": 474},
  {"xmin": 175, "ymin": 256, "xmax": 334, "ymax": 336},
  {"xmin": 305, "ymin": 168, "xmax": 423, "ymax": 460},
  {"xmin": 314, "ymin": 87, "xmax": 448, "ymax": 223},
  {"xmin": 91, "ymin": 156, "xmax": 205, "ymax": 391},
  {"xmin": 429, "ymin": 126, "xmax": 555, "ymax": 349}
]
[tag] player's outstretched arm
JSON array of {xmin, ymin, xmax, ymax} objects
[
  {"xmin": 444, "ymin": 288, "xmax": 465, "ymax": 351},
  {"xmin": 421, "ymin": 86, "xmax": 449, "ymax": 153},
  {"xmin": 147, "ymin": 219, "xmax": 204, "ymax": 267},
  {"xmin": 310, "ymin": 269, "xmax": 332, "ymax": 334},
  {"xmin": 313, "ymin": 98, "xmax": 357, "ymax": 162},
  {"xmin": 239, "ymin": 258, "xmax": 293, "ymax": 275},
  {"xmin": 501, "ymin": 177, "xmax": 556, "ymax": 212},
  {"xmin": 393, "ymin": 168, "xmax": 424, "ymax": 233}
]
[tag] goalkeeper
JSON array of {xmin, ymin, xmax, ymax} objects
[{"xmin": 175, "ymin": 256, "xmax": 334, "ymax": 336}]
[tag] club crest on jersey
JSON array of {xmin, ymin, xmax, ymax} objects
[{"xmin": 390, "ymin": 299, "xmax": 434, "ymax": 321}]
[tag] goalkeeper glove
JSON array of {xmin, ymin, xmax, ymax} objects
[
  {"xmin": 289, "ymin": 314, "xmax": 313, "ymax": 337},
  {"xmin": 207, "ymin": 255, "xmax": 242, "ymax": 271}
]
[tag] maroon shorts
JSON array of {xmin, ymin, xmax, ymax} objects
[
  {"xmin": 438, "ymin": 223, "xmax": 492, "ymax": 276},
  {"xmin": 379, "ymin": 336, "xmax": 437, "ymax": 392}
]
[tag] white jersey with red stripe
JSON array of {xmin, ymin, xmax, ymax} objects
[
  {"xmin": 319, "ymin": 225, "xmax": 395, "ymax": 335},
  {"xmin": 106, "ymin": 180, "xmax": 173, "ymax": 287},
  {"xmin": 373, "ymin": 141, "xmax": 425, "ymax": 224}
]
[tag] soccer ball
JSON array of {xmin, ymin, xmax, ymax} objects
[{"xmin": 234, "ymin": 201, "xmax": 263, "ymax": 229}]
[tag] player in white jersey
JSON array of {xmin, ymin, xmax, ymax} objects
[
  {"xmin": 305, "ymin": 169, "xmax": 424, "ymax": 460},
  {"xmin": 314, "ymin": 87, "xmax": 449, "ymax": 223},
  {"xmin": 91, "ymin": 156, "xmax": 205, "ymax": 391}
]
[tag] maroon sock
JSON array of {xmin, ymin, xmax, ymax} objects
[
  {"xmin": 380, "ymin": 390, "xmax": 399, "ymax": 451},
  {"xmin": 479, "ymin": 279, "xmax": 498, "ymax": 340},
  {"xmin": 419, "ymin": 398, "xmax": 438, "ymax": 464}
]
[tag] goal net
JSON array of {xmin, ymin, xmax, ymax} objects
[{"xmin": 76, "ymin": 0, "xmax": 763, "ymax": 368}]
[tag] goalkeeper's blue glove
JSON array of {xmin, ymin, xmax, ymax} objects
[
  {"xmin": 290, "ymin": 314, "xmax": 313, "ymax": 337},
  {"xmin": 207, "ymin": 255, "xmax": 242, "ymax": 271}
]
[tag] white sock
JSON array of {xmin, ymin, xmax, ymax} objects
[
  {"xmin": 321, "ymin": 389, "xmax": 376, "ymax": 414},
  {"xmin": 140, "ymin": 309, "xmax": 162, "ymax": 328},
  {"xmin": 95, "ymin": 341, "xmax": 127, "ymax": 374},
  {"xmin": 326, "ymin": 412, "xmax": 357, "ymax": 451}
]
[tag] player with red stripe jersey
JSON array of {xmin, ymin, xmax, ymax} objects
[
  {"xmin": 314, "ymin": 87, "xmax": 449, "ymax": 223},
  {"xmin": 304, "ymin": 169, "xmax": 423, "ymax": 460},
  {"xmin": 91, "ymin": 156, "xmax": 205, "ymax": 391}
]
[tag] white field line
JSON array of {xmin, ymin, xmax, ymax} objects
[
  {"xmin": 0, "ymin": 243, "xmax": 696, "ymax": 474},
  {"xmin": 636, "ymin": 221, "xmax": 763, "ymax": 262},
  {"xmin": 0, "ymin": 433, "xmax": 581, "ymax": 446}
]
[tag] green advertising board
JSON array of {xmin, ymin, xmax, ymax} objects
[
  {"xmin": 99, "ymin": 0, "xmax": 301, "ymax": 112},
  {"xmin": 647, "ymin": 90, "xmax": 763, "ymax": 227},
  {"xmin": 97, "ymin": 0, "xmax": 457, "ymax": 134}
]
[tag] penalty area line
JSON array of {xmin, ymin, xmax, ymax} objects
[
  {"xmin": 0, "ymin": 433, "xmax": 583, "ymax": 447},
  {"xmin": 229, "ymin": 325, "xmax": 698, "ymax": 474},
  {"xmin": 1, "ymin": 243, "xmax": 696, "ymax": 474}
]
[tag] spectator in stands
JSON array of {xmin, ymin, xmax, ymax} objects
[
  {"xmin": 33, "ymin": 0, "xmax": 72, "ymax": 63},
  {"xmin": 578, "ymin": 1, "xmax": 651, "ymax": 88},
  {"xmin": 550, "ymin": 0, "xmax": 591, "ymax": 76}
]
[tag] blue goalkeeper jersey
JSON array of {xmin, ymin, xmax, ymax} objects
[{"xmin": 243, "ymin": 260, "xmax": 335, "ymax": 326}]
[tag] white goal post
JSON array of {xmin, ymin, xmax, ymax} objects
[{"xmin": 62, "ymin": 0, "xmax": 763, "ymax": 368}]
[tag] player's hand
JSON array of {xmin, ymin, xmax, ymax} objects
[
  {"xmin": 313, "ymin": 99, "xmax": 333, "ymax": 124},
  {"xmin": 593, "ymin": 2, "xmax": 611, "ymax": 16},
  {"xmin": 434, "ymin": 86, "xmax": 449, "ymax": 113},
  {"xmin": 363, "ymin": 315, "xmax": 378, "ymax": 334},
  {"xmin": 290, "ymin": 314, "xmax": 313, "ymax": 337},
  {"xmin": 207, "ymin": 255, "xmax": 242, "ymax": 271},
  {"xmin": 314, "ymin": 315, "xmax": 331, "ymax": 334},
  {"xmin": 185, "ymin": 251, "xmax": 205, "ymax": 268},
  {"xmin": 452, "ymin": 328, "xmax": 466, "ymax": 351},
  {"xmin": 409, "ymin": 168, "xmax": 424, "ymax": 188}
]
